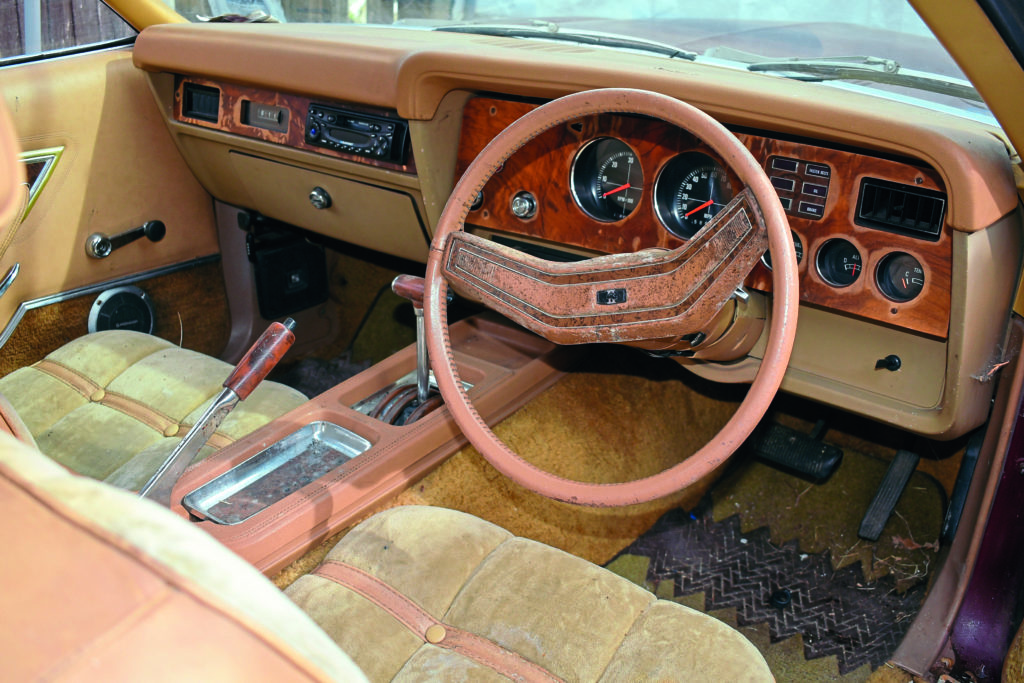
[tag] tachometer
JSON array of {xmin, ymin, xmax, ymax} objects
[
  {"xmin": 570, "ymin": 137, "xmax": 644, "ymax": 222},
  {"xmin": 654, "ymin": 152, "xmax": 735, "ymax": 238}
]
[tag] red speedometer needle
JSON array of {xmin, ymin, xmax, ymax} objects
[
  {"xmin": 602, "ymin": 183, "xmax": 631, "ymax": 198},
  {"xmin": 685, "ymin": 199, "xmax": 714, "ymax": 217}
]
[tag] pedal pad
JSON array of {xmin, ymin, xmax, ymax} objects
[
  {"xmin": 859, "ymin": 449, "xmax": 920, "ymax": 541},
  {"xmin": 752, "ymin": 421, "xmax": 843, "ymax": 482}
]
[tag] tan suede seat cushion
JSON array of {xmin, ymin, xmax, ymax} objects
[
  {"xmin": 0, "ymin": 330, "xmax": 306, "ymax": 489},
  {"xmin": 287, "ymin": 505, "xmax": 774, "ymax": 681}
]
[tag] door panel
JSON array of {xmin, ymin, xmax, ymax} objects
[{"xmin": 0, "ymin": 47, "xmax": 221, "ymax": 365}]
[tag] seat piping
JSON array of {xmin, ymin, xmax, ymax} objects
[
  {"xmin": 314, "ymin": 560, "xmax": 562, "ymax": 682},
  {"xmin": 33, "ymin": 358, "xmax": 233, "ymax": 449}
]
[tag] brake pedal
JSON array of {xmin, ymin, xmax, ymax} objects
[
  {"xmin": 751, "ymin": 420, "xmax": 843, "ymax": 483},
  {"xmin": 858, "ymin": 449, "xmax": 920, "ymax": 542}
]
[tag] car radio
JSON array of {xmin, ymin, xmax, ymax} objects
[{"xmin": 305, "ymin": 104, "xmax": 408, "ymax": 164}]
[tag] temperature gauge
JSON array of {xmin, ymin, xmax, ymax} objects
[
  {"xmin": 876, "ymin": 252, "xmax": 925, "ymax": 302},
  {"xmin": 816, "ymin": 239, "xmax": 862, "ymax": 287}
]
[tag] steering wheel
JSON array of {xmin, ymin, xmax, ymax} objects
[{"xmin": 424, "ymin": 89, "xmax": 798, "ymax": 507}]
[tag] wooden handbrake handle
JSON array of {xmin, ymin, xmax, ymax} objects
[{"xmin": 224, "ymin": 318, "xmax": 296, "ymax": 400}]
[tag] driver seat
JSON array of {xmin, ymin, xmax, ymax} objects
[{"xmin": 0, "ymin": 430, "xmax": 774, "ymax": 681}]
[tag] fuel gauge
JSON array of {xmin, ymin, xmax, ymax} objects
[{"xmin": 876, "ymin": 252, "xmax": 925, "ymax": 302}]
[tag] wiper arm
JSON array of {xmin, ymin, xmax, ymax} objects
[
  {"xmin": 744, "ymin": 54, "xmax": 983, "ymax": 103},
  {"xmin": 437, "ymin": 24, "xmax": 697, "ymax": 60}
]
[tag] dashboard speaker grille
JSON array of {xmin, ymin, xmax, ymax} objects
[{"xmin": 855, "ymin": 178, "xmax": 945, "ymax": 240}]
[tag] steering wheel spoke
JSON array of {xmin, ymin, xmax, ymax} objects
[{"xmin": 442, "ymin": 188, "xmax": 767, "ymax": 346}]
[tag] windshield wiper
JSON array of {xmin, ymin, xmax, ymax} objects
[
  {"xmin": 437, "ymin": 24, "xmax": 697, "ymax": 60},
  {"xmin": 740, "ymin": 54, "xmax": 983, "ymax": 103}
]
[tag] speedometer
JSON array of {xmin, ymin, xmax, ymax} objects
[
  {"xmin": 570, "ymin": 137, "xmax": 644, "ymax": 222},
  {"xmin": 654, "ymin": 152, "xmax": 735, "ymax": 238}
]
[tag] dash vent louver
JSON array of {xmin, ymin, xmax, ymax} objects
[
  {"xmin": 182, "ymin": 82, "xmax": 220, "ymax": 123},
  {"xmin": 855, "ymin": 178, "xmax": 946, "ymax": 240}
]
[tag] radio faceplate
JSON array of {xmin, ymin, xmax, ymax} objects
[{"xmin": 305, "ymin": 104, "xmax": 408, "ymax": 163}]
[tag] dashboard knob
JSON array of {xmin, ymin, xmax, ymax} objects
[
  {"xmin": 309, "ymin": 186, "xmax": 332, "ymax": 210},
  {"xmin": 510, "ymin": 191, "xmax": 537, "ymax": 219}
]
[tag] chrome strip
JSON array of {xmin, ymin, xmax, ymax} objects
[
  {"xmin": 0, "ymin": 263, "xmax": 20, "ymax": 299},
  {"xmin": 19, "ymin": 147, "xmax": 63, "ymax": 219},
  {"xmin": 0, "ymin": 254, "xmax": 220, "ymax": 350}
]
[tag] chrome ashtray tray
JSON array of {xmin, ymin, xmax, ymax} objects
[{"xmin": 182, "ymin": 421, "xmax": 371, "ymax": 525}]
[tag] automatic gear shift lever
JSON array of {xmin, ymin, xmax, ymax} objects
[
  {"xmin": 365, "ymin": 275, "xmax": 444, "ymax": 426},
  {"xmin": 392, "ymin": 274, "xmax": 430, "ymax": 404}
]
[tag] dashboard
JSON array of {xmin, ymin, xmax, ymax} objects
[
  {"xmin": 454, "ymin": 97, "xmax": 952, "ymax": 339},
  {"xmin": 135, "ymin": 22, "xmax": 1021, "ymax": 439}
]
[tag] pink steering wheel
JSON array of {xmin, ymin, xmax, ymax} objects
[{"xmin": 425, "ymin": 89, "xmax": 798, "ymax": 507}]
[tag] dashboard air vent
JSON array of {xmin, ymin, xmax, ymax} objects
[
  {"xmin": 855, "ymin": 178, "xmax": 946, "ymax": 241},
  {"xmin": 182, "ymin": 82, "xmax": 220, "ymax": 123}
]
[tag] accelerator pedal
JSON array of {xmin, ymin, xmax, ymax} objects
[
  {"xmin": 752, "ymin": 420, "xmax": 843, "ymax": 483},
  {"xmin": 858, "ymin": 449, "xmax": 920, "ymax": 541}
]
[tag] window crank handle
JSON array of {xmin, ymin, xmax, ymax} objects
[{"xmin": 86, "ymin": 220, "xmax": 166, "ymax": 259}]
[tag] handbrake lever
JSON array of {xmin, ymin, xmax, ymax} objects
[{"xmin": 139, "ymin": 318, "xmax": 296, "ymax": 507}]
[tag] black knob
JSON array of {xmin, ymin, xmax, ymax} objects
[
  {"xmin": 768, "ymin": 588, "xmax": 792, "ymax": 609},
  {"xmin": 142, "ymin": 220, "xmax": 166, "ymax": 242},
  {"xmin": 875, "ymin": 355, "xmax": 902, "ymax": 372}
]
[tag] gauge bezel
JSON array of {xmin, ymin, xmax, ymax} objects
[
  {"xmin": 760, "ymin": 230, "xmax": 804, "ymax": 271},
  {"xmin": 875, "ymin": 251, "xmax": 926, "ymax": 303},
  {"xmin": 653, "ymin": 151, "xmax": 735, "ymax": 239},
  {"xmin": 569, "ymin": 137, "xmax": 643, "ymax": 223},
  {"xmin": 815, "ymin": 238, "xmax": 863, "ymax": 288}
]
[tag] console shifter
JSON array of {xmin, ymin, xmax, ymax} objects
[
  {"xmin": 367, "ymin": 275, "xmax": 444, "ymax": 426},
  {"xmin": 392, "ymin": 274, "xmax": 430, "ymax": 404}
]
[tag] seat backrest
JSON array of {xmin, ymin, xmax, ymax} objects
[{"xmin": 0, "ymin": 430, "xmax": 367, "ymax": 681}]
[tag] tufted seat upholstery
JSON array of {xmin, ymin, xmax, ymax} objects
[
  {"xmin": 0, "ymin": 329, "xmax": 306, "ymax": 489},
  {"xmin": 0, "ymin": 430, "xmax": 773, "ymax": 681},
  {"xmin": 288, "ymin": 506, "xmax": 774, "ymax": 681}
]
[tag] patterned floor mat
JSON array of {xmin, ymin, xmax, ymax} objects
[
  {"xmin": 609, "ymin": 504, "xmax": 926, "ymax": 675},
  {"xmin": 605, "ymin": 447, "xmax": 945, "ymax": 680}
]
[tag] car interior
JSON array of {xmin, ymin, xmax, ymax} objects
[{"xmin": 1, "ymin": 0, "xmax": 1024, "ymax": 680}]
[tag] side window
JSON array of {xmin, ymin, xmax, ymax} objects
[{"xmin": 0, "ymin": 0, "xmax": 136, "ymax": 63}]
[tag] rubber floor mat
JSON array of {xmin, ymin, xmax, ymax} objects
[
  {"xmin": 271, "ymin": 352, "xmax": 370, "ymax": 398},
  {"xmin": 610, "ymin": 502, "xmax": 927, "ymax": 675}
]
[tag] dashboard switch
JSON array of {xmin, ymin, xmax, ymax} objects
[{"xmin": 510, "ymin": 191, "xmax": 537, "ymax": 219}]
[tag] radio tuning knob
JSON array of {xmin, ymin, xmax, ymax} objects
[{"xmin": 309, "ymin": 186, "xmax": 332, "ymax": 210}]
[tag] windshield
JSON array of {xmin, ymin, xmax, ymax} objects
[{"xmin": 165, "ymin": 0, "xmax": 991, "ymax": 121}]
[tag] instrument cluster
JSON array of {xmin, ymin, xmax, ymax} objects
[{"xmin": 456, "ymin": 97, "xmax": 952, "ymax": 339}]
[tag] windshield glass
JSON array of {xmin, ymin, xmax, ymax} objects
[{"xmin": 164, "ymin": 0, "xmax": 991, "ymax": 121}]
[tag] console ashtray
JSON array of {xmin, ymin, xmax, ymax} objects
[{"xmin": 182, "ymin": 421, "xmax": 371, "ymax": 525}]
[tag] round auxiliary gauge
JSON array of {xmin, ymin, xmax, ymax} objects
[
  {"xmin": 816, "ymin": 239, "xmax": 863, "ymax": 287},
  {"xmin": 761, "ymin": 231, "xmax": 804, "ymax": 270},
  {"xmin": 570, "ymin": 137, "xmax": 644, "ymax": 222},
  {"xmin": 876, "ymin": 252, "xmax": 925, "ymax": 302},
  {"xmin": 654, "ymin": 152, "xmax": 735, "ymax": 239}
]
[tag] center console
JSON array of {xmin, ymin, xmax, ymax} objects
[{"xmin": 170, "ymin": 314, "xmax": 568, "ymax": 575}]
